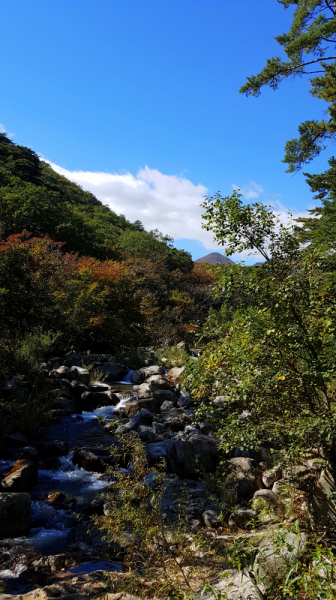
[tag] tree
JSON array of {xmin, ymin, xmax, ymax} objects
[
  {"xmin": 185, "ymin": 191, "xmax": 336, "ymax": 463},
  {"xmin": 240, "ymin": 1, "xmax": 336, "ymax": 173}
]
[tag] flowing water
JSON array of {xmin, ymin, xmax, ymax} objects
[{"xmin": 0, "ymin": 372, "xmax": 135, "ymax": 593}]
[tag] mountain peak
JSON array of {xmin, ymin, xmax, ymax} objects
[{"xmin": 195, "ymin": 252, "xmax": 235, "ymax": 265}]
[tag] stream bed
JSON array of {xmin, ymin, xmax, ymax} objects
[{"xmin": 0, "ymin": 375, "xmax": 134, "ymax": 596}]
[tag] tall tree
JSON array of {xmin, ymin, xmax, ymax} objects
[{"xmin": 240, "ymin": 1, "xmax": 336, "ymax": 173}]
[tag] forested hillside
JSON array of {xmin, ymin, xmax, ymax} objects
[{"xmin": 0, "ymin": 133, "xmax": 218, "ymax": 382}]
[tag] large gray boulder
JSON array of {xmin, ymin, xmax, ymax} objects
[
  {"xmin": 132, "ymin": 383, "xmax": 152, "ymax": 399},
  {"xmin": 123, "ymin": 397, "xmax": 160, "ymax": 418},
  {"xmin": 80, "ymin": 390, "xmax": 119, "ymax": 410},
  {"xmin": 167, "ymin": 440, "xmax": 196, "ymax": 478},
  {"xmin": 145, "ymin": 441, "xmax": 170, "ymax": 463},
  {"xmin": 167, "ymin": 366, "xmax": 185, "ymax": 383},
  {"xmin": 100, "ymin": 363, "xmax": 127, "ymax": 383},
  {"xmin": 147, "ymin": 375, "xmax": 172, "ymax": 392},
  {"xmin": 124, "ymin": 409, "xmax": 155, "ymax": 432},
  {"xmin": 252, "ymin": 489, "xmax": 286, "ymax": 523},
  {"xmin": 309, "ymin": 468, "xmax": 336, "ymax": 523},
  {"xmin": 153, "ymin": 389, "xmax": 178, "ymax": 405},
  {"xmin": 226, "ymin": 457, "xmax": 262, "ymax": 500},
  {"xmin": 1, "ymin": 459, "xmax": 38, "ymax": 492},
  {"xmin": 0, "ymin": 492, "xmax": 31, "ymax": 538},
  {"xmin": 72, "ymin": 447, "xmax": 113, "ymax": 473},
  {"xmin": 131, "ymin": 365, "xmax": 161, "ymax": 384},
  {"xmin": 50, "ymin": 365, "xmax": 90, "ymax": 385},
  {"xmin": 196, "ymin": 570, "xmax": 263, "ymax": 600}
]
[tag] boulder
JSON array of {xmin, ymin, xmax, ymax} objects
[
  {"xmin": 167, "ymin": 439, "xmax": 196, "ymax": 478},
  {"xmin": 255, "ymin": 531, "xmax": 307, "ymax": 583},
  {"xmin": 252, "ymin": 489, "xmax": 286, "ymax": 523},
  {"xmin": 80, "ymin": 390, "xmax": 119, "ymax": 410},
  {"xmin": 202, "ymin": 505, "xmax": 222, "ymax": 528},
  {"xmin": 124, "ymin": 397, "xmax": 160, "ymax": 418},
  {"xmin": 262, "ymin": 466, "xmax": 282, "ymax": 488},
  {"xmin": 88, "ymin": 382, "xmax": 112, "ymax": 392},
  {"xmin": 72, "ymin": 447, "xmax": 113, "ymax": 473},
  {"xmin": 51, "ymin": 395, "xmax": 80, "ymax": 414},
  {"xmin": 309, "ymin": 468, "xmax": 336, "ymax": 523},
  {"xmin": 167, "ymin": 366, "xmax": 185, "ymax": 383},
  {"xmin": 187, "ymin": 432, "xmax": 219, "ymax": 472},
  {"xmin": 226, "ymin": 457, "xmax": 262, "ymax": 500},
  {"xmin": 145, "ymin": 441, "xmax": 169, "ymax": 463},
  {"xmin": 32, "ymin": 441, "xmax": 68, "ymax": 458},
  {"xmin": 124, "ymin": 409, "xmax": 155, "ymax": 432},
  {"xmin": 132, "ymin": 383, "xmax": 152, "ymax": 399},
  {"xmin": 99, "ymin": 362, "xmax": 127, "ymax": 383},
  {"xmin": 153, "ymin": 389, "xmax": 178, "ymax": 405},
  {"xmin": 1, "ymin": 460, "xmax": 38, "ymax": 492},
  {"xmin": 147, "ymin": 375, "xmax": 172, "ymax": 392},
  {"xmin": 9, "ymin": 432, "xmax": 28, "ymax": 447},
  {"xmin": 0, "ymin": 492, "xmax": 31, "ymax": 537},
  {"xmin": 138, "ymin": 426, "xmax": 156, "ymax": 444},
  {"xmin": 196, "ymin": 570, "xmax": 263, "ymax": 600},
  {"xmin": 131, "ymin": 365, "xmax": 161, "ymax": 384},
  {"xmin": 19, "ymin": 446, "xmax": 39, "ymax": 462},
  {"xmin": 228, "ymin": 506, "xmax": 257, "ymax": 528},
  {"xmin": 67, "ymin": 380, "xmax": 89, "ymax": 401},
  {"xmin": 50, "ymin": 365, "xmax": 90, "ymax": 385},
  {"xmin": 68, "ymin": 366, "xmax": 90, "ymax": 385},
  {"xmin": 160, "ymin": 400, "xmax": 175, "ymax": 413}
]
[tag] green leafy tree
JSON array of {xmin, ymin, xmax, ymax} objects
[
  {"xmin": 185, "ymin": 191, "xmax": 336, "ymax": 464},
  {"xmin": 240, "ymin": 1, "xmax": 336, "ymax": 173}
]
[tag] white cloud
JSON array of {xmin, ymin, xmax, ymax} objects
[
  {"xmin": 48, "ymin": 162, "xmax": 310, "ymax": 264},
  {"xmin": 48, "ymin": 162, "xmax": 225, "ymax": 250},
  {"xmin": 232, "ymin": 181, "xmax": 264, "ymax": 199},
  {"xmin": 0, "ymin": 123, "xmax": 14, "ymax": 137}
]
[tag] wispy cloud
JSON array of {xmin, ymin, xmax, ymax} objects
[
  {"xmin": 49, "ymin": 162, "xmax": 222, "ymax": 249},
  {"xmin": 232, "ymin": 181, "xmax": 264, "ymax": 199},
  {"xmin": 0, "ymin": 123, "xmax": 14, "ymax": 137}
]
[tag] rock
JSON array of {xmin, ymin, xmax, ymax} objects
[
  {"xmin": 226, "ymin": 457, "xmax": 262, "ymax": 500},
  {"xmin": 153, "ymin": 389, "xmax": 178, "ymax": 406},
  {"xmin": 145, "ymin": 441, "xmax": 169, "ymax": 463},
  {"xmin": 309, "ymin": 468, "xmax": 336, "ymax": 523},
  {"xmin": 68, "ymin": 366, "xmax": 90, "ymax": 385},
  {"xmin": 72, "ymin": 447, "xmax": 114, "ymax": 472},
  {"xmin": 167, "ymin": 439, "xmax": 196, "ymax": 478},
  {"xmin": 283, "ymin": 464, "xmax": 309, "ymax": 481},
  {"xmin": 1, "ymin": 460, "xmax": 38, "ymax": 492},
  {"xmin": 131, "ymin": 365, "xmax": 161, "ymax": 384},
  {"xmin": 167, "ymin": 366, "xmax": 185, "ymax": 383},
  {"xmin": 255, "ymin": 531, "xmax": 307, "ymax": 582},
  {"xmin": 202, "ymin": 505, "xmax": 222, "ymax": 528},
  {"xmin": 51, "ymin": 395, "xmax": 80, "ymax": 414},
  {"xmin": 100, "ymin": 362, "xmax": 127, "ymax": 382},
  {"xmin": 88, "ymin": 382, "xmax": 112, "ymax": 392},
  {"xmin": 50, "ymin": 365, "xmax": 90, "ymax": 385},
  {"xmin": 147, "ymin": 375, "xmax": 172, "ymax": 392},
  {"xmin": 177, "ymin": 394, "xmax": 193, "ymax": 408},
  {"xmin": 67, "ymin": 379, "xmax": 89, "ymax": 401},
  {"xmin": 228, "ymin": 506, "xmax": 257, "ymax": 528},
  {"xmin": 31, "ymin": 440, "xmax": 68, "ymax": 458},
  {"xmin": 0, "ymin": 492, "xmax": 31, "ymax": 537},
  {"xmin": 197, "ymin": 570, "xmax": 263, "ymax": 600},
  {"xmin": 213, "ymin": 395, "xmax": 226, "ymax": 405},
  {"xmin": 124, "ymin": 409, "xmax": 155, "ymax": 432},
  {"xmin": 262, "ymin": 466, "xmax": 282, "ymax": 488},
  {"xmin": 9, "ymin": 432, "xmax": 28, "ymax": 447},
  {"xmin": 188, "ymin": 432, "xmax": 219, "ymax": 472},
  {"xmin": 19, "ymin": 446, "xmax": 39, "ymax": 462},
  {"xmin": 80, "ymin": 390, "xmax": 119, "ymax": 410},
  {"xmin": 132, "ymin": 383, "xmax": 152, "ymax": 399},
  {"xmin": 124, "ymin": 397, "xmax": 160, "ymax": 418},
  {"xmin": 252, "ymin": 489, "xmax": 286, "ymax": 523},
  {"xmin": 138, "ymin": 426, "xmax": 156, "ymax": 443},
  {"xmin": 160, "ymin": 400, "xmax": 176, "ymax": 413}
]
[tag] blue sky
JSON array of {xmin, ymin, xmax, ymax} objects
[{"xmin": 0, "ymin": 0, "xmax": 330, "ymax": 262}]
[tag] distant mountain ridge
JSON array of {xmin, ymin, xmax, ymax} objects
[{"xmin": 195, "ymin": 252, "xmax": 235, "ymax": 265}]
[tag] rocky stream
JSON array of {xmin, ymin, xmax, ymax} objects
[{"xmin": 1, "ymin": 351, "xmax": 336, "ymax": 600}]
